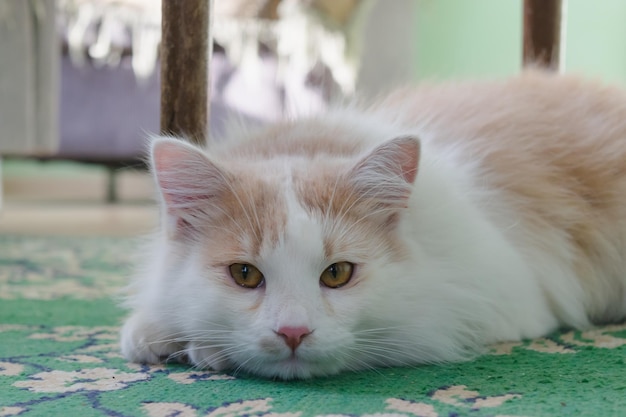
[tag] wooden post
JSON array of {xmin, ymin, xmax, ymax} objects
[
  {"xmin": 522, "ymin": 0, "xmax": 563, "ymax": 69},
  {"xmin": 160, "ymin": 0, "xmax": 211, "ymax": 145}
]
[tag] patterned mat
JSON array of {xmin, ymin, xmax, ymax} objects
[{"xmin": 2, "ymin": 235, "xmax": 626, "ymax": 417}]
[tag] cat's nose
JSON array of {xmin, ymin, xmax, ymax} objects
[{"xmin": 276, "ymin": 326, "xmax": 312, "ymax": 351}]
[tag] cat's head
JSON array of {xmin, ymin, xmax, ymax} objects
[{"xmin": 150, "ymin": 131, "xmax": 421, "ymax": 379}]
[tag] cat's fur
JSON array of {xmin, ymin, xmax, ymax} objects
[{"xmin": 120, "ymin": 71, "xmax": 626, "ymax": 379}]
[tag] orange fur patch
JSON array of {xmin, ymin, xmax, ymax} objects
[
  {"xmin": 198, "ymin": 173, "xmax": 287, "ymax": 266},
  {"xmin": 376, "ymin": 71, "xmax": 626, "ymax": 322},
  {"xmin": 292, "ymin": 163, "xmax": 409, "ymax": 264}
]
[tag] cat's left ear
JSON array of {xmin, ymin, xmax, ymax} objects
[{"xmin": 349, "ymin": 135, "xmax": 420, "ymax": 208}]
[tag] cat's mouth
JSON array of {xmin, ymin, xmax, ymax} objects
[
  {"xmin": 265, "ymin": 350, "xmax": 310, "ymax": 366},
  {"xmin": 285, "ymin": 352, "xmax": 306, "ymax": 363}
]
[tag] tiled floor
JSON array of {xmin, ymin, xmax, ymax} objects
[{"xmin": 0, "ymin": 161, "xmax": 159, "ymax": 236}]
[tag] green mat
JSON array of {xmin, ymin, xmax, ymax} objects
[{"xmin": 2, "ymin": 235, "xmax": 626, "ymax": 417}]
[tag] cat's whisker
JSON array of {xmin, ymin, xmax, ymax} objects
[
  {"xmin": 146, "ymin": 328, "xmax": 231, "ymax": 340},
  {"xmin": 350, "ymin": 343, "xmax": 428, "ymax": 368},
  {"xmin": 230, "ymin": 353, "xmax": 262, "ymax": 377},
  {"xmin": 206, "ymin": 224, "xmax": 245, "ymax": 239},
  {"xmin": 187, "ymin": 343, "xmax": 250, "ymax": 372},
  {"xmin": 156, "ymin": 312, "xmax": 232, "ymax": 330},
  {"xmin": 355, "ymin": 337, "xmax": 476, "ymax": 365},
  {"xmin": 164, "ymin": 349, "xmax": 189, "ymax": 364},
  {"xmin": 209, "ymin": 206, "xmax": 248, "ymax": 237},
  {"xmin": 170, "ymin": 326, "xmax": 232, "ymax": 335},
  {"xmin": 327, "ymin": 182, "xmax": 369, "ymax": 232},
  {"xmin": 144, "ymin": 330, "xmax": 236, "ymax": 355},
  {"xmin": 333, "ymin": 349, "xmax": 385, "ymax": 376},
  {"xmin": 322, "ymin": 170, "xmax": 345, "ymax": 228},
  {"xmin": 221, "ymin": 171, "xmax": 263, "ymax": 246},
  {"xmin": 241, "ymin": 182, "xmax": 264, "ymax": 244},
  {"xmin": 340, "ymin": 200, "xmax": 399, "ymax": 228},
  {"xmin": 352, "ymin": 325, "xmax": 419, "ymax": 335}
]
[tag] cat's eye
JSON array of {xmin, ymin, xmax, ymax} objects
[
  {"xmin": 229, "ymin": 263, "xmax": 265, "ymax": 288},
  {"xmin": 320, "ymin": 262, "xmax": 354, "ymax": 288}
]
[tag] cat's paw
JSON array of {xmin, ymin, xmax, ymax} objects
[
  {"xmin": 120, "ymin": 313, "xmax": 183, "ymax": 364},
  {"xmin": 187, "ymin": 342, "xmax": 232, "ymax": 371}
]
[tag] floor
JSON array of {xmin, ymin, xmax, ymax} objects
[{"xmin": 0, "ymin": 159, "xmax": 159, "ymax": 236}]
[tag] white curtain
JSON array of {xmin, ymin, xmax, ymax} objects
[{"xmin": 0, "ymin": 0, "xmax": 59, "ymax": 156}]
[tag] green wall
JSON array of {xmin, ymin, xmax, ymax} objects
[
  {"xmin": 415, "ymin": 0, "xmax": 626, "ymax": 84},
  {"xmin": 566, "ymin": 0, "xmax": 626, "ymax": 83}
]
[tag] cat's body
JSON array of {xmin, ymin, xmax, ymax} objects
[{"xmin": 121, "ymin": 71, "xmax": 626, "ymax": 379}]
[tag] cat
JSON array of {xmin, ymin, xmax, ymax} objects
[{"xmin": 120, "ymin": 70, "xmax": 626, "ymax": 380}]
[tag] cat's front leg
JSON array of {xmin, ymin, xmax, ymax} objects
[{"xmin": 120, "ymin": 312, "xmax": 184, "ymax": 364}]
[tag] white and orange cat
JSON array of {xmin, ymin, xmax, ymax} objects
[{"xmin": 120, "ymin": 71, "xmax": 626, "ymax": 379}]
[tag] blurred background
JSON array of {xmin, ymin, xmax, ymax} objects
[{"xmin": 1, "ymin": 0, "xmax": 625, "ymax": 237}]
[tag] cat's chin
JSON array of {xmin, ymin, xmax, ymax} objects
[
  {"xmin": 188, "ymin": 347, "xmax": 342, "ymax": 379},
  {"xmin": 231, "ymin": 346, "xmax": 351, "ymax": 380},
  {"xmin": 236, "ymin": 356, "xmax": 340, "ymax": 380}
]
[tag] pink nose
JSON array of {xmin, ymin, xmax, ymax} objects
[{"xmin": 276, "ymin": 326, "xmax": 311, "ymax": 351}]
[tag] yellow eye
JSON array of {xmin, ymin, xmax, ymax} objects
[
  {"xmin": 320, "ymin": 262, "xmax": 354, "ymax": 288},
  {"xmin": 229, "ymin": 263, "xmax": 265, "ymax": 288}
]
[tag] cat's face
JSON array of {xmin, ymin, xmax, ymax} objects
[{"xmin": 151, "ymin": 133, "xmax": 419, "ymax": 379}]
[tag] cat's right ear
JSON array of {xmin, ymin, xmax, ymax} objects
[{"xmin": 150, "ymin": 136, "xmax": 228, "ymax": 220}]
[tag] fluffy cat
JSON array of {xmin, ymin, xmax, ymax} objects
[{"xmin": 120, "ymin": 71, "xmax": 626, "ymax": 380}]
